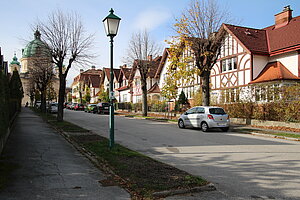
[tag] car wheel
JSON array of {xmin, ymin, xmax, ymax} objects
[
  {"xmin": 201, "ymin": 122, "xmax": 209, "ymax": 132},
  {"xmin": 178, "ymin": 119, "xmax": 185, "ymax": 129},
  {"xmin": 221, "ymin": 127, "xmax": 229, "ymax": 132}
]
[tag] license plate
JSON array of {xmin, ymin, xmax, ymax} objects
[
  {"xmin": 104, "ymin": 107, "xmax": 108, "ymax": 109},
  {"xmin": 218, "ymin": 123, "xmax": 227, "ymax": 126}
]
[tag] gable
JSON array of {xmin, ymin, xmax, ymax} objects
[{"xmin": 224, "ymin": 24, "xmax": 269, "ymax": 55}]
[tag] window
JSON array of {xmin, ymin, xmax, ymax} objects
[
  {"xmin": 222, "ymin": 60, "xmax": 226, "ymax": 72},
  {"xmin": 196, "ymin": 107, "xmax": 205, "ymax": 113},
  {"xmin": 233, "ymin": 57, "xmax": 237, "ymax": 69},
  {"xmin": 209, "ymin": 108, "xmax": 226, "ymax": 115},
  {"xmin": 221, "ymin": 57, "xmax": 237, "ymax": 72},
  {"xmin": 186, "ymin": 107, "xmax": 197, "ymax": 114},
  {"xmin": 123, "ymin": 94, "xmax": 127, "ymax": 102}
]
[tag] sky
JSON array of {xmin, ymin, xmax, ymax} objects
[{"xmin": 1, "ymin": 0, "xmax": 300, "ymax": 86}]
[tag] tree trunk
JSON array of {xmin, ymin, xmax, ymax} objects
[
  {"xmin": 40, "ymin": 89, "xmax": 47, "ymax": 113},
  {"xmin": 57, "ymin": 75, "xmax": 66, "ymax": 122},
  {"xmin": 201, "ymin": 70, "xmax": 210, "ymax": 106},
  {"xmin": 141, "ymin": 78, "xmax": 147, "ymax": 117},
  {"xmin": 79, "ymin": 91, "xmax": 82, "ymax": 103}
]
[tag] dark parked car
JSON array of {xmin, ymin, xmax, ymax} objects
[
  {"xmin": 64, "ymin": 102, "xmax": 69, "ymax": 108},
  {"xmin": 85, "ymin": 104, "xmax": 97, "ymax": 113},
  {"xmin": 97, "ymin": 102, "xmax": 110, "ymax": 114},
  {"xmin": 74, "ymin": 103, "xmax": 84, "ymax": 111}
]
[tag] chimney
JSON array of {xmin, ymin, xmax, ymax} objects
[
  {"xmin": 275, "ymin": 5, "xmax": 293, "ymax": 28},
  {"xmin": 80, "ymin": 69, "xmax": 84, "ymax": 73},
  {"xmin": 148, "ymin": 55, "xmax": 153, "ymax": 61},
  {"xmin": 91, "ymin": 65, "xmax": 95, "ymax": 69}
]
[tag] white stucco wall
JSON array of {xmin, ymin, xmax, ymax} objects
[
  {"xmin": 253, "ymin": 55, "xmax": 268, "ymax": 79},
  {"xmin": 158, "ymin": 58, "xmax": 170, "ymax": 92},
  {"xmin": 269, "ymin": 51, "xmax": 298, "ymax": 76},
  {"xmin": 119, "ymin": 89, "xmax": 131, "ymax": 103}
]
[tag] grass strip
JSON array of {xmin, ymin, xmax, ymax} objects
[
  {"xmin": 31, "ymin": 107, "xmax": 89, "ymax": 133},
  {"xmin": 70, "ymin": 134, "xmax": 208, "ymax": 198}
]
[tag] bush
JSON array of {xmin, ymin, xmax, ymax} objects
[
  {"xmin": 116, "ymin": 102, "xmax": 133, "ymax": 111},
  {"xmin": 0, "ymin": 71, "xmax": 9, "ymax": 136}
]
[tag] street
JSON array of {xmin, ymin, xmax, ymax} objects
[{"xmin": 64, "ymin": 109, "xmax": 300, "ymax": 200}]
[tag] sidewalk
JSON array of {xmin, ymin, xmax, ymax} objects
[{"xmin": 0, "ymin": 108, "xmax": 130, "ymax": 200}]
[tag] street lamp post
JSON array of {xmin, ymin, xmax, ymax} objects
[{"xmin": 103, "ymin": 9, "xmax": 121, "ymax": 149}]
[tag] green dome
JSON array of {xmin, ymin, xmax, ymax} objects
[
  {"xmin": 10, "ymin": 53, "xmax": 20, "ymax": 65},
  {"xmin": 22, "ymin": 30, "xmax": 50, "ymax": 58}
]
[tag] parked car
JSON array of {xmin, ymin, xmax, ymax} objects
[
  {"xmin": 64, "ymin": 102, "xmax": 69, "ymax": 108},
  {"xmin": 47, "ymin": 102, "xmax": 58, "ymax": 114},
  {"xmin": 66, "ymin": 103, "xmax": 73, "ymax": 109},
  {"xmin": 97, "ymin": 102, "xmax": 110, "ymax": 114},
  {"xmin": 178, "ymin": 106, "xmax": 230, "ymax": 132},
  {"xmin": 70, "ymin": 103, "xmax": 77, "ymax": 110},
  {"xmin": 35, "ymin": 101, "xmax": 41, "ymax": 108},
  {"xmin": 74, "ymin": 103, "xmax": 84, "ymax": 111},
  {"xmin": 85, "ymin": 104, "xmax": 97, "ymax": 113}
]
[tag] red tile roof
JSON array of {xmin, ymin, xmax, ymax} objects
[
  {"xmin": 132, "ymin": 56, "xmax": 162, "ymax": 79},
  {"xmin": 224, "ymin": 14, "xmax": 300, "ymax": 56},
  {"xmin": 103, "ymin": 68, "xmax": 120, "ymax": 81},
  {"xmin": 116, "ymin": 85, "xmax": 130, "ymax": 91},
  {"xmin": 148, "ymin": 56, "xmax": 162, "ymax": 78},
  {"xmin": 224, "ymin": 24, "xmax": 269, "ymax": 55},
  {"xmin": 264, "ymin": 15, "xmax": 300, "ymax": 55},
  {"xmin": 73, "ymin": 68, "xmax": 102, "ymax": 85},
  {"xmin": 89, "ymin": 75, "xmax": 101, "ymax": 88},
  {"xmin": 122, "ymin": 68, "xmax": 132, "ymax": 79},
  {"xmin": 148, "ymin": 82, "xmax": 160, "ymax": 93},
  {"xmin": 250, "ymin": 61, "xmax": 300, "ymax": 84}
]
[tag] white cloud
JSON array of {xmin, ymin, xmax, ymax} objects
[{"xmin": 134, "ymin": 8, "xmax": 171, "ymax": 31}]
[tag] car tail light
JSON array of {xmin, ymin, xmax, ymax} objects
[
  {"xmin": 227, "ymin": 115, "xmax": 230, "ymax": 120},
  {"xmin": 208, "ymin": 114, "xmax": 214, "ymax": 120}
]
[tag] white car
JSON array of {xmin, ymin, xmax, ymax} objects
[
  {"xmin": 48, "ymin": 103, "xmax": 58, "ymax": 114},
  {"xmin": 178, "ymin": 106, "xmax": 230, "ymax": 132}
]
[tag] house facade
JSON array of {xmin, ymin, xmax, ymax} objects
[
  {"xmin": 71, "ymin": 66, "xmax": 102, "ymax": 103},
  {"xmin": 131, "ymin": 56, "xmax": 162, "ymax": 103},
  {"xmin": 115, "ymin": 65, "xmax": 134, "ymax": 103},
  {"xmin": 211, "ymin": 6, "xmax": 300, "ymax": 103}
]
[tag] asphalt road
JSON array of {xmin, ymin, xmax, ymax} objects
[{"xmin": 64, "ymin": 109, "xmax": 300, "ymax": 200}]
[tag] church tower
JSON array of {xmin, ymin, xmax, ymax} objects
[{"xmin": 9, "ymin": 53, "xmax": 21, "ymax": 73}]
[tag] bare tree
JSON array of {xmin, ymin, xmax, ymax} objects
[
  {"xmin": 126, "ymin": 30, "xmax": 161, "ymax": 116},
  {"xmin": 28, "ymin": 52, "xmax": 54, "ymax": 113},
  {"xmin": 37, "ymin": 9, "xmax": 94, "ymax": 121},
  {"xmin": 173, "ymin": 0, "xmax": 230, "ymax": 106}
]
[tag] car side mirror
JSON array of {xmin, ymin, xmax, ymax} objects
[{"xmin": 184, "ymin": 112, "xmax": 188, "ymax": 115}]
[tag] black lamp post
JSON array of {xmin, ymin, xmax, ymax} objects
[{"xmin": 103, "ymin": 9, "xmax": 121, "ymax": 149}]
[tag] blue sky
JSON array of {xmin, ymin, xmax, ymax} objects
[{"xmin": 1, "ymin": 0, "xmax": 299, "ymax": 85}]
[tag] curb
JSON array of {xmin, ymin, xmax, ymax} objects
[
  {"xmin": 152, "ymin": 183, "xmax": 216, "ymax": 198},
  {"xmin": 249, "ymin": 131, "xmax": 300, "ymax": 142}
]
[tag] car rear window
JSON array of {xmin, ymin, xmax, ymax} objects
[{"xmin": 209, "ymin": 108, "xmax": 226, "ymax": 115}]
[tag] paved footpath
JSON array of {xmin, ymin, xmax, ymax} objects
[{"xmin": 0, "ymin": 108, "xmax": 130, "ymax": 200}]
